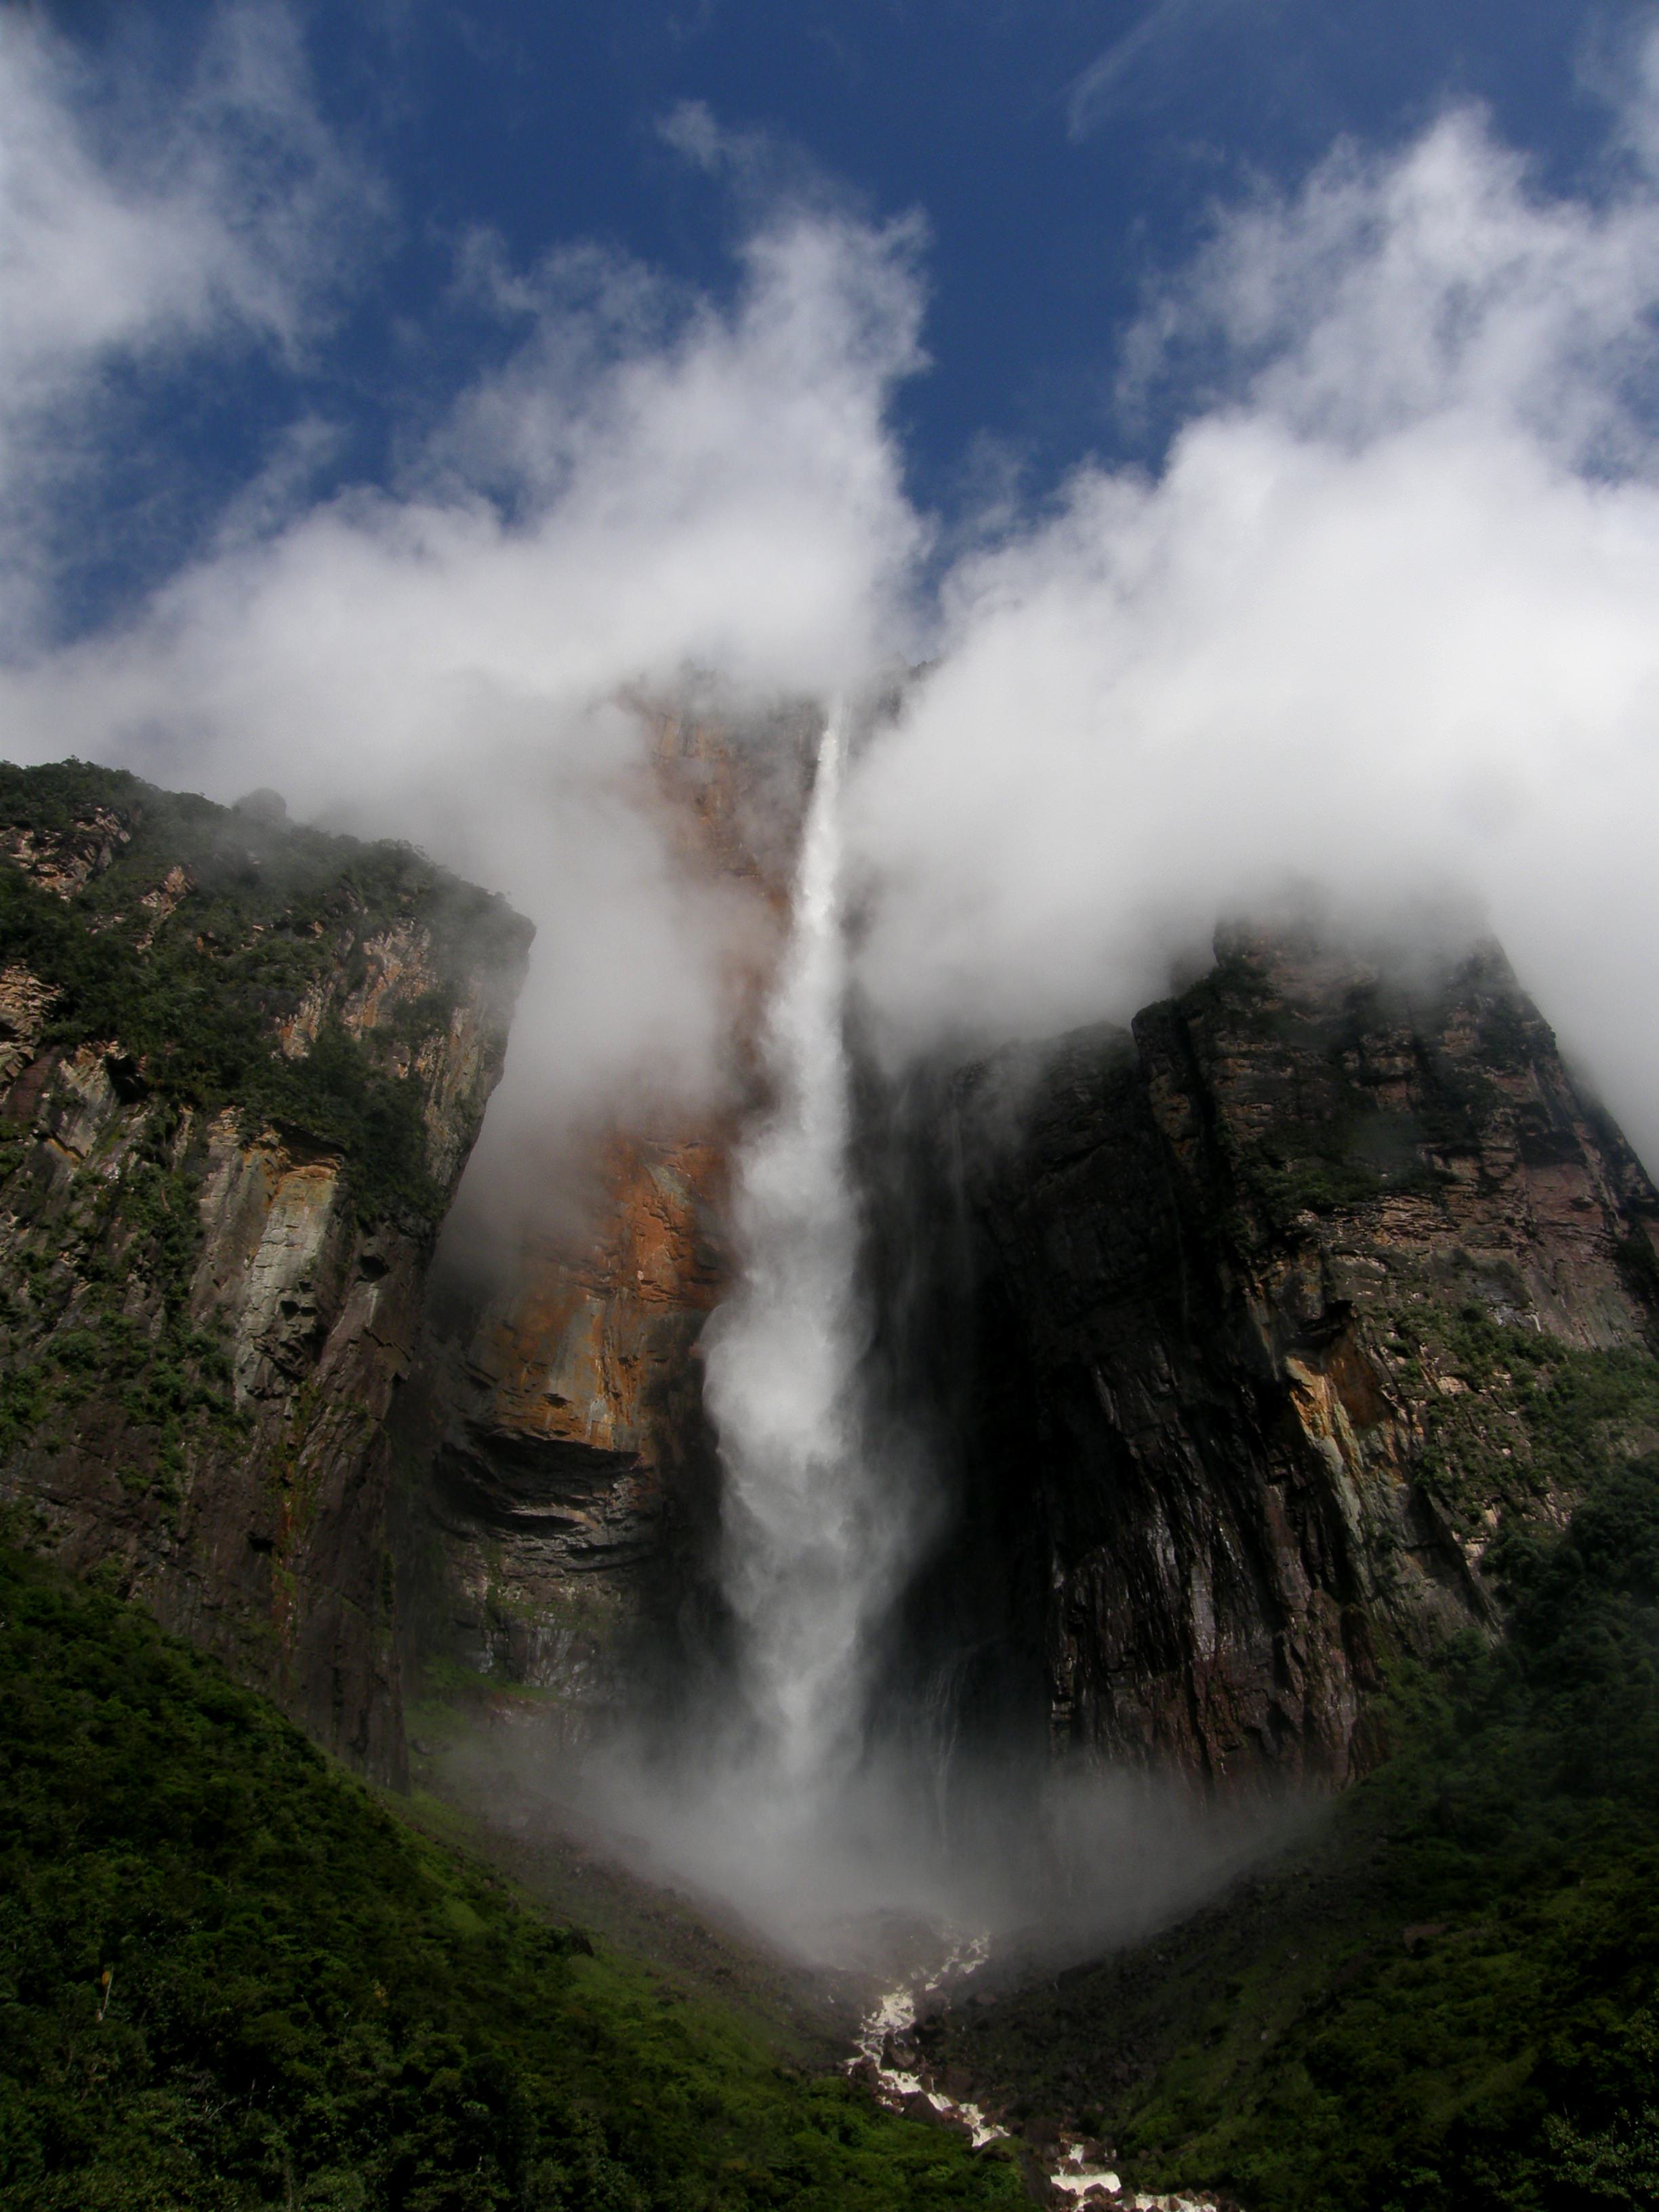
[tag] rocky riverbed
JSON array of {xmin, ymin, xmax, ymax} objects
[{"xmin": 848, "ymin": 1933, "xmax": 1225, "ymax": 2210}]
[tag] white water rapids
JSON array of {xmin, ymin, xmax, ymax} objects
[{"xmin": 848, "ymin": 1950, "xmax": 1218, "ymax": 2206}]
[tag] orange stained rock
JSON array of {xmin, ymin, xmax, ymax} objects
[{"xmin": 466, "ymin": 1128, "xmax": 732, "ymax": 1466}]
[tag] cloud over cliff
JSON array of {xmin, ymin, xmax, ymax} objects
[
  {"xmin": 0, "ymin": 6, "xmax": 924, "ymax": 1166},
  {"xmin": 848, "ymin": 56, "xmax": 1659, "ymax": 1166}
]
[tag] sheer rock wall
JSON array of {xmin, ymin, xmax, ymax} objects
[
  {"xmin": 12, "ymin": 752, "xmax": 1658, "ymax": 1811},
  {"xmin": 392, "ymin": 703, "xmax": 817, "ymax": 1746},
  {"xmin": 894, "ymin": 927, "xmax": 1659, "ymax": 1790}
]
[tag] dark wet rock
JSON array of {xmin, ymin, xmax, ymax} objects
[{"xmin": 877, "ymin": 922, "xmax": 1659, "ymax": 1789}]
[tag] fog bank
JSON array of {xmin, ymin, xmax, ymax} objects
[{"xmin": 10, "ymin": 0, "xmax": 1659, "ymax": 1977}]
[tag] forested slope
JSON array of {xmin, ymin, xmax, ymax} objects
[{"xmin": 0, "ymin": 1549, "xmax": 1021, "ymax": 2211}]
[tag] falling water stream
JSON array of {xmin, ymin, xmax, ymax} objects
[
  {"xmin": 703, "ymin": 698, "xmax": 891, "ymax": 1795},
  {"xmin": 696, "ymin": 703, "xmax": 1221, "ymax": 2207}
]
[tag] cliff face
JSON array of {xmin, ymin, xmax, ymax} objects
[
  {"xmin": 396, "ymin": 703, "xmax": 815, "ymax": 1745},
  {"xmin": 891, "ymin": 926, "xmax": 1659, "ymax": 1793},
  {"xmin": 15, "ymin": 743, "xmax": 1652, "ymax": 1820},
  {"xmin": 0, "ymin": 763, "xmax": 529, "ymax": 1779},
  {"xmin": 403, "ymin": 1130, "xmax": 731, "ymax": 1740}
]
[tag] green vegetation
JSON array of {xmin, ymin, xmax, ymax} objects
[
  {"xmin": 1246, "ymin": 1110, "xmax": 1439, "ymax": 1223},
  {"xmin": 0, "ymin": 760, "xmax": 528, "ymax": 1230},
  {"xmin": 0, "ymin": 1548, "xmax": 1023, "ymax": 2211},
  {"xmin": 1167, "ymin": 947, "xmax": 1546, "ymax": 1228},
  {"xmin": 926, "ymin": 1442, "xmax": 1659, "ymax": 2211},
  {"xmin": 1406, "ymin": 1305, "xmax": 1659, "ymax": 1532},
  {"xmin": 0, "ymin": 1139, "xmax": 246, "ymax": 1494},
  {"xmin": 0, "ymin": 757, "xmax": 533, "ymax": 1491}
]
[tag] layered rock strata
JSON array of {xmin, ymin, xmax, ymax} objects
[
  {"xmin": 13, "ymin": 743, "xmax": 1650, "ymax": 1819},
  {"xmin": 402, "ymin": 1130, "xmax": 731, "ymax": 1740},
  {"xmin": 396, "ymin": 702, "xmax": 816, "ymax": 1741}
]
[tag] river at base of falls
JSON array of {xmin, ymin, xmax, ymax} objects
[{"xmin": 846, "ymin": 1933, "xmax": 1221, "ymax": 2211}]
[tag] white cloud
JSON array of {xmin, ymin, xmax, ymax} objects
[
  {"xmin": 0, "ymin": 3, "xmax": 375, "ymax": 640},
  {"xmin": 0, "ymin": 178, "xmax": 926, "ymax": 1155},
  {"xmin": 0, "ymin": 10, "xmax": 928, "ymax": 1243},
  {"xmin": 1141, "ymin": 110, "xmax": 1659, "ymax": 460},
  {"xmin": 1065, "ymin": 0, "xmax": 1248, "ymax": 139},
  {"xmin": 850, "ymin": 59, "xmax": 1659, "ymax": 1168},
  {"xmin": 14, "ymin": 1, "xmax": 1659, "ymax": 1195}
]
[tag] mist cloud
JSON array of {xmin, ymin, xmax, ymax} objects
[
  {"xmin": 12, "ymin": 1, "xmax": 1659, "ymax": 1969},
  {"xmin": 850, "ymin": 65, "xmax": 1659, "ymax": 1168},
  {"xmin": 0, "ymin": 20, "xmax": 925, "ymax": 1188}
]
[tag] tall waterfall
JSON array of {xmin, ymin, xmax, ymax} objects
[
  {"xmin": 581, "ymin": 702, "xmax": 1264, "ymax": 1971},
  {"xmin": 704, "ymin": 700, "xmax": 890, "ymax": 1795}
]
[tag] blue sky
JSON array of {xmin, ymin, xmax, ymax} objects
[
  {"xmin": 43, "ymin": 0, "xmax": 1639, "ymax": 618},
  {"xmin": 12, "ymin": 0, "xmax": 1659, "ymax": 1174}
]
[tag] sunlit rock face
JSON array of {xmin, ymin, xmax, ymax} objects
[
  {"xmin": 0, "ymin": 765, "xmax": 530, "ymax": 1782},
  {"xmin": 886, "ymin": 925, "xmax": 1659, "ymax": 1793},
  {"xmin": 12, "ymin": 744, "xmax": 1657, "ymax": 1822},
  {"xmin": 404, "ymin": 1129, "xmax": 732, "ymax": 1742},
  {"xmin": 395, "ymin": 703, "xmax": 817, "ymax": 1746}
]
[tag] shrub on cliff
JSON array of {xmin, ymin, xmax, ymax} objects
[{"xmin": 0, "ymin": 759, "xmax": 530, "ymax": 1231}]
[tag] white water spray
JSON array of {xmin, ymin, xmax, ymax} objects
[{"xmin": 705, "ymin": 699, "xmax": 899, "ymax": 1797}]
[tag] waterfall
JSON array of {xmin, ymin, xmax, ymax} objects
[
  {"xmin": 594, "ymin": 699, "xmax": 1260, "ymax": 1974},
  {"xmin": 704, "ymin": 699, "xmax": 890, "ymax": 1795}
]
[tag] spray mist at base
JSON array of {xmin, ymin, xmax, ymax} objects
[{"xmin": 431, "ymin": 1702, "xmax": 1300, "ymax": 1982}]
